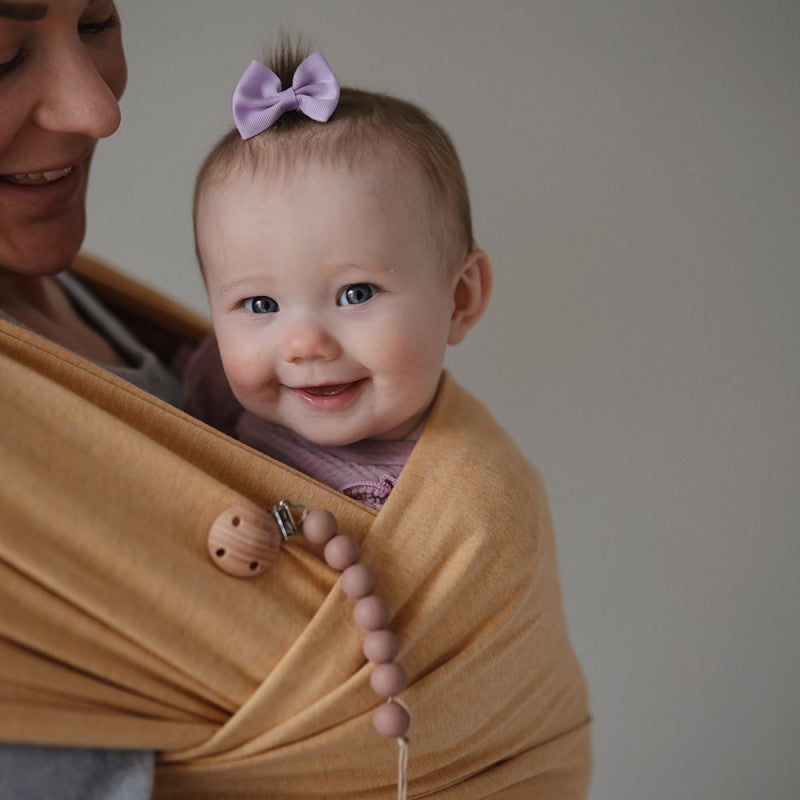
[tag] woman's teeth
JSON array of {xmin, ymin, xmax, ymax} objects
[{"xmin": 5, "ymin": 166, "xmax": 73, "ymax": 185}]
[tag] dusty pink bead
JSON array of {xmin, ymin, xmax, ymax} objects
[
  {"xmin": 324, "ymin": 535, "xmax": 360, "ymax": 571},
  {"xmin": 353, "ymin": 594, "xmax": 390, "ymax": 630},
  {"xmin": 372, "ymin": 701, "xmax": 411, "ymax": 739},
  {"xmin": 301, "ymin": 509, "xmax": 337, "ymax": 545},
  {"xmin": 340, "ymin": 563, "xmax": 376, "ymax": 598},
  {"xmin": 370, "ymin": 662, "xmax": 408, "ymax": 697},
  {"xmin": 362, "ymin": 629, "xmax": 400, "ymax": 663}
]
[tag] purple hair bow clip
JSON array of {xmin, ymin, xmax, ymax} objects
[{"xmin": 232, "ymin": 51, "xmax": 340, "ymax": 139}]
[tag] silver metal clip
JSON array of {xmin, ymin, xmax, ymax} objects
[{"xmin": 270, "ymin": 499, "xmax": 307, "ymax": 541}]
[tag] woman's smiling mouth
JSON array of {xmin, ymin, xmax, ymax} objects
[
  {"xmin": 0, "ymin": 160, "xmax": 85, "ymax": 210},
  {"xmin": 2, "ymin": 166, "xmax": 73, "ymax": 185}
]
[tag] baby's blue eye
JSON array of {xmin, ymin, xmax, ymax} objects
[
  {"xmin": 337, "ymin": 283, "xmax": 376, "ymax": 306},
  {"xmin": 243, "ymin": 296, "xmax": 279, "ymax": 314}
]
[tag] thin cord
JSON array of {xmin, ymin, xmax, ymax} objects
[
  {"xmin": 390, "ymin": 696, "xmax": 411, "ymax": 800},
  {"xmin": 397, "ymin": 736, "xmax": 409, "ymax": 800}
]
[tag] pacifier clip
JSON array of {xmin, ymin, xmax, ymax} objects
[{"xmin": 208, "ymin": 500, "xmax": 410, "ymax": 799}]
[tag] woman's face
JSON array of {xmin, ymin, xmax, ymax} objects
[{"xmin": 0, "ymin": 1, "xmax": 126, "ymax": 276}]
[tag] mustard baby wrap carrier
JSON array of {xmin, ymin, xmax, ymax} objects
[{"xmin": 0, "ymin": 255, "xmax": 591, "ymax": 798}]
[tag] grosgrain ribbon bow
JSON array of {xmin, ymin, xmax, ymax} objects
[{"xmin": 232, "ymin": 51, "xmax": 340, "ymax": 139}]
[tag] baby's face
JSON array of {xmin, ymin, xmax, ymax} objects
[{"xmin": 197, "ymin": 157, "xmax": 460, "ymax": 446}]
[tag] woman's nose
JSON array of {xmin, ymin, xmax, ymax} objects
[
  {"xmin": 34, "ymin": 47, "xmax": 122, "ymax": 138},
  {"xmin": 282, "ymin": 318, "xmax": 342, "ymax": 364}
]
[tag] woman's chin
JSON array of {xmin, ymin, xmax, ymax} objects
[
  {"xmin": 0, "ymin": 217, "xmax": 85, "ymax": 276},
  {"xmin": 0, "ymin": 164, "xmax": 89, "ymax": 275}
]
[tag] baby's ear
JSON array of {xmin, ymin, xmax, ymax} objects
[{"xmin": 448, "ymin": 249, "xmax": 493, "ymax": 345}]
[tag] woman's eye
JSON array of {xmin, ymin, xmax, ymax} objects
[
  {"xmin": 337, "ymin": 283, "xmax": 377, "ymax": 306},
  {"xmin": 79, "ymin": 13, "xmax": 119, "ymax": 36},
  {"xmin": 243, "ymin": 296, "xmax": 279, "ymax": 314},
  {"xmin": 0, "ymin": 50, "xmax": 26, "ymax": 80}
]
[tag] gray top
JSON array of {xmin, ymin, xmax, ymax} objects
[
  {"xmin": 0, "ymin": 271, "xmax": 183, "ymax": 404},
  {"xmin": 56, "ymin": 271, "xmax": 183, "ymax": 404},
  {"xmin": 1, "ymin": 271, "xmax": 185, "ymax": 800},
  {"xmin": 0, "ymin": 746, "xmax": 154, "ymax": 800}
]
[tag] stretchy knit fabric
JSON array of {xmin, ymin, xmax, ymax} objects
[
  {"xmin": 0, "ymin": 254, "xmax": 591, "ymax": 799},
  {"xmin": 1, "ymin": 265, "xmax": 185, "ymax": 800}
]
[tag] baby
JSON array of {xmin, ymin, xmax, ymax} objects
[
  {"xmin": 182, "ymin": 47, "xmax": 592, "ymax": 797},
  {"xmin": 184, "ymin": 45, "xmax": 492, "ymax": 509}
]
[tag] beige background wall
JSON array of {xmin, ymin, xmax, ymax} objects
[{"xmin": 85, "ymin": 2, "xmax": 799, "ymax": 798}]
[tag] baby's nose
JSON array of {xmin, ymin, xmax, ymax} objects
[{"xmin": 282, "ymin": 319, "xmax": 341, "ymax": 363}]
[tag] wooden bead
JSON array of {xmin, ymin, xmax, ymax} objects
[
  {"xmin": 301, "ymin": 509, "xmax": 337, "ymax": 545},
  {"xmin": 207, "ymin": 505, "xmax": 281, "ymax": 578},
  {"xmin": 324, "ymin": 535, "xmax": 360, "ymax": 571},
  {"xmin": 340, "ymin": 563, "xmax": 376, "ymax": 598},
  {"xmin": 363, "ymin": 629, "xmax": 400, "ymax": 663},
  {"xmin": 372, "ymin": 701, "xmax": 411, "ymax": 739},
  {"xmin": 353, "ymin": 594, "xmax": 390, "ymax": 630},
  {"xmin": 370, "ymin": 662, "xmax": 408, "ymax": 697}
]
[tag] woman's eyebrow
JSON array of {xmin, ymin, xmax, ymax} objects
[{"xmin": 0, "ymin": 2, "xmax": 48, "ymax": 21}]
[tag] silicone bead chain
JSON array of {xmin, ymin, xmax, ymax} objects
[
  {"xmin": 301, "ymin": 508, "xmax": 411, "ymax": 799},
  {"xmin": 208, "ymin": 501, "xmax": 410, "ymax": 796}
]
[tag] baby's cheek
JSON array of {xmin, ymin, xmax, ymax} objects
[
  {"xmin": 218, "ymin": 344, "xmax": 267, "ymax": 398},
  {"xmin": 384, "ymin": 330, "xmax": 443, "ymax": 374}
]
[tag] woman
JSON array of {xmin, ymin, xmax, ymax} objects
[
  {"xmin": 0, "ymin": 3, "xmax": 591, "ymax": 798},
  {"xmin": 1, "ymin": 2, "xmax": 185, "ymax": 797}
]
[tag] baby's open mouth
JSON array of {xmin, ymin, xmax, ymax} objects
[
  {"xmin": 301, "ymin": 384, "xmax": 352, "ymax": 396},
  {"xmin": 290, "ymin": 379, "xmax": 366, "ymax": 411},
  {"xmin": 1, "ymin": 167, "xmax": 73, "ymax": 185}
]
